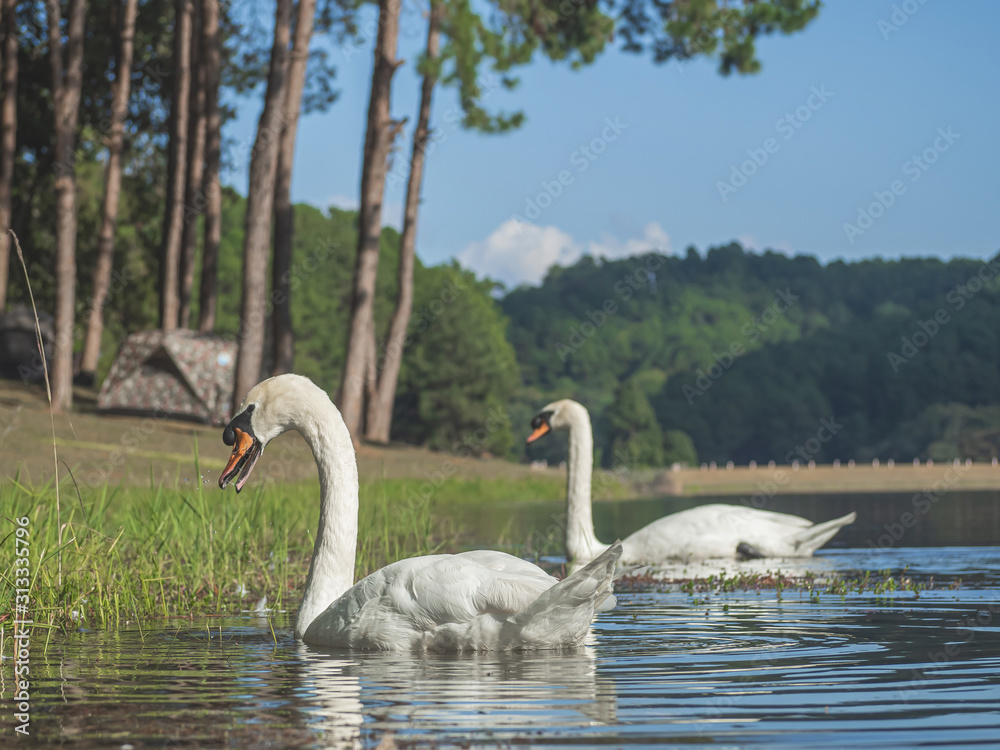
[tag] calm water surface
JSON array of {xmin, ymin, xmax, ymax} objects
[
  {"xmin": 450, "ymin": 491, "xmax": 1000, "ymax": 550},
  {"xmin": 4, "ymin": 547, "xmax": 1000, "ymax": 748}
]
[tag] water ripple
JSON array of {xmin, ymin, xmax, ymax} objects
[{"xmin": 4, "ymin": 548, "xmax": 1000, "ymax": 748}]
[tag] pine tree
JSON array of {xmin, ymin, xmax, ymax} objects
[
  {"xmin": 231, "ymin": 0, "xmax": 294, "ymax": 409},
  {"xmin": 607, "ymin": 379, "xmax": 665, "ymax": 468},
  {"xmin": 46, "ymin": 0, "xmax": 86, "ymax": 411},
  {"xmin": 271, "ymin": 0, "xmax": 318, "ymax": 375},
  {"xmin": 79, "ymin": 0, "xmax": 139, "ymax": 380}
]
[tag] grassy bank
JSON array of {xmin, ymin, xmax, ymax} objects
[
  {"xmin": 0, "ymin": 380, "xmax": 574, "ymax": 489},
  {"xmin": 9, "ymin": 379, "xmax": 997, "ymax": 501},
  {"xmin": 0, "ymin": 467, "xmax": 603, "ymax": 641},
  {"xmin": 0, "ymin": 474, "xmax": 445, "ymax": 637}
]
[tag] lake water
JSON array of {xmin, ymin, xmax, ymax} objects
[
  {"xmin": 5, "ymin": 496, "xmax": 1000, "ymax": 747},
  {"xmin": 451, "ymin": 491, "xmax": 1000, "ymax": 554}
]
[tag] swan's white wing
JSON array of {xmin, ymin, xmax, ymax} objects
[
  {"xmin": 622, "ymin": 504, "xmax": 826, "ymax": 561},
  {"xmin": 303, "ymin": 553, "xmax": 556, "ymax": 650},
  {"xmin": 718, "ymin": 506, "xmax": 813, "ymax": 528},
  {"xmin": 457, "ymin": 550, "xmax": 558, "ymax": 583},
  {"xmin": 402, "ymin": 554, "xmax": 555, "ymax": 620},
  {"xmin": 662, "ymin": 504, "xmax": 811, "ymax": 531}
]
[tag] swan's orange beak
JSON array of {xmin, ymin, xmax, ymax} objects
[
  {"xmin": 219, "ymin": 428, "xmax": 263, "ymax": 493},
  {"xmin": 526, "ymin": 423, "xmax": 550, "ymax": 444}
]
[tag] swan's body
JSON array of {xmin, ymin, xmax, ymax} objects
[
  {"xmin": 527, "ymin": 399, "xmax": 856, "ymax": 565},
  {"xmin": 611, "ymin": 503, "xmax": 855, "ymax": 561},
  {"xmin": 219, "ymin": 375, "xmax": 621, "ymax": 651}
]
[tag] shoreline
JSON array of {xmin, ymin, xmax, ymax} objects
[
  {"xmin": 623, "ymin": 462, "xmax": 999, "ymax": 498},
  {"xmin": 4, "ymin": 381, "xmax": 999, "ymax": 498}
]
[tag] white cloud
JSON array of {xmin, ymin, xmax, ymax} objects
[
  {"xmin": 458, "ymin": 220, "xmax": 671, "ymax": 287},
  {"xmin": 588, "ymin": 222, "xmax": 671, "ymax": 259},
  {"xmin": 458, "ymin": 220, "xmax": 581, "ymax": 287}
]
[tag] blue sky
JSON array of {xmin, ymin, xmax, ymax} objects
[{"xmin": 223, "ymin": 0, "xmax": 1000, "ymax": 287}]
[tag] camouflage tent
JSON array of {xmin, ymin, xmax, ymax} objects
[
  {"xmin": 97, "ymin": 330, "xmax": 237, "ymax": 425},
  {"xmin": 0, "ymin": 306, "xmax": 55, "ymax": 382}
]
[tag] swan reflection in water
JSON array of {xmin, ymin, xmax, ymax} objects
[{"xmin": 296, "ymin": 640, "xmax": 617, "ymax": 747}]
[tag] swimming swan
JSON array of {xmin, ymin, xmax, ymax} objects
[
  {"xmin": 219, "ymin": 375, "xmax": 622, "ymax": 651},
  {"xmin": 527, "ymin": 399, "xmax": 856, "ymax": 565}
]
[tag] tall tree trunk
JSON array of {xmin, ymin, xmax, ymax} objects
[
  {"xmin": 365, "ymin": 0, "xmax": 442, "ymax": 443},
  {"xmin": 79, "ymin": 0, "xmax": 138, "ymax": 380},
  {"xmin": 46, "ymin": 0, "xmax": 86, "ymax": 413},
  {"xmin": 159, "ymin": 0, "xmax": 192, "ymax": 330},
  {"xmin": 338, "ymin": 0, "xmax": 402, "ymax": 438},
  {"xmin": 0, "ymin": 0, "xmax": 18, "ymax": 311},
  {"xmin": 197, "ymin": 0, "xmax": 220, "ymax": 332},
  {"xmin": 364, "ymin": 316, "xmax": 378, "ymax": 419},
  {"xmin": 271, "ymin": 0, "xmax": 317, "ymax": 376},
  {"xmin": 178, "ymin": 0, "xmax": 205, "ymax": 329},
  {"xmin": 231, "ymin": 0, "xmax": 293, "ymax": 410}
]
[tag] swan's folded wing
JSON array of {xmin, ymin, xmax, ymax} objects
[
  {"xmin": 307, "ymin": 554, "xmax": 561, "ymax": 648},
  {"xmin": 402, "ymin": 555, "xmax": 555, "ymax": 623},
  {"xmin": 726, "ymin": 507, "xmax": 813, "ymax": 528},
  {"xmin": 640, "ymin": 504, "xmax": 812, "ymax": 538},
  {"xmin": 456, "ymin": 550, "xmax": 559, "ymax": 584}
]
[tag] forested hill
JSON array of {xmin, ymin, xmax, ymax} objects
[
  {"xmin": 506, "ymin": 245, "xmax": 1000, "ymax": 467},
  {"xmin": 18, "ymin": 175, "xmax": 998, "ymax": 465}
]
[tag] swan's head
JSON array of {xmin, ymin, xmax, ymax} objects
[
  {"xmin": 219, "ymin": 374, "xmax": 329, "ymax": 492},
  {"xmin": 526, "ymin": 399, "xmax": 589, "ymax": 443}
]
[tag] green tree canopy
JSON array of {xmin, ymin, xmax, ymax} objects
[
  {"xmin": 505, "ymin": 244, "xmax": 1000, "ymax": 465},
  {"xmin": 605, "ymin": 378, "xmax": 665, "ymax": 468},
  {"xmin": 616, "ymin": 0, "xmax": 821, "ymax": 73},
  {"xmin": 394, "ymin": 263, "xmax": 520, "ymax": 456}
]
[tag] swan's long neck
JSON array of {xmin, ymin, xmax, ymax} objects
[
  {"xmin": 293, "ymin": 396, "xmax": 359, "ymax": 639},
  {"xmin": 564, "ymin": 406, "xmax": 605, "ymax": 563}
]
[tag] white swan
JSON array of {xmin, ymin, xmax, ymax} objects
[
  {"xmin": 527, "ymin": 399, "xmax": 856, "ymax": 565},
  {"xmin": 218, "ymin": 374, "xmax": 622, "ymax": 651}
]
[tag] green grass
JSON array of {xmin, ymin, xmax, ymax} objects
[
  {"xmin": 0, "ymin": 452, "xmax": 634, "ymax": 655},
  {"xmin": 0, "ymin": 471, "xmax": 443, "ymax": 640},
  {"xmin": 387, "ymin": 473, "xmax": 632, "ymax": 505}
]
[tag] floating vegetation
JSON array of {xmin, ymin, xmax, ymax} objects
[{"xmin": 616, "ymin": 566, "xmax": 955, "ymax": 602}]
